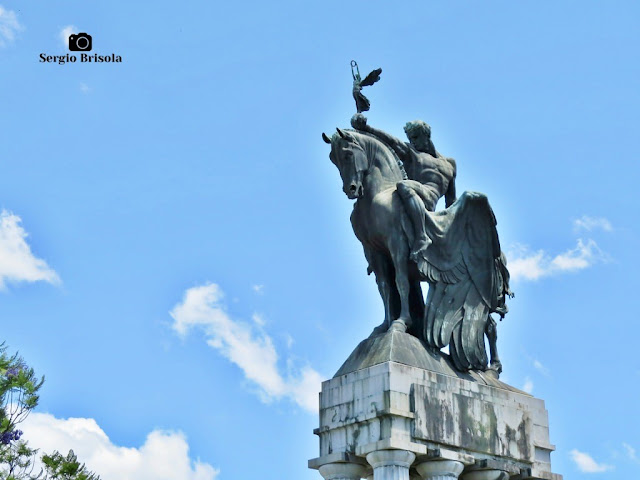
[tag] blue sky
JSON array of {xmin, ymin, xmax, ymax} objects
[{"xmin": 1, "ymin": 1, "xmax": 639, "ymax": 479}]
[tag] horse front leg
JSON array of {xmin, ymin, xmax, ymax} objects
[
  {"xmin": 364, "ymin": 247, "xmax": 395, "ymax": 336},
  {"xmin": 389, "ymin": 237, "xmax": 412, "ymax": 333},
  {"xmin": 485, "ymin": 316, "xmax": 502, "ymax": 375}
]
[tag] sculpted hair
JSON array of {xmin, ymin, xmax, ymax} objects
[
  {"xmin": 404, "ymin": 120, "xmax": 432, "ymax": 138},
  {"xmin": 404, "ymin": 120, "xmax": 437, "ymax": 156}
]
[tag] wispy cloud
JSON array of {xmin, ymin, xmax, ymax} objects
[
  {"xmin": 284, "ymin": 332, "xmax": 294, "ymax": 349},
  {"xmin": 252, "ymin": 312, "xmax": 266, "ymax": 326},
  {"xmin": 252, "ymin": 284, "xmax": 264, "ymax": 294},
  {"xmin": 170, "ymin": 283, "xmax": 324, "ymax": 413},
  {"xmin": 80, "ymin": 82, "xmax": 91, "ymax": 94},
  {"xmin": 59, "ymin": 24, "xmax": 77, "ymax": 48},
  {"xmin": 570, "ymin": 449, "xmax": 614, "ymax": 473},
  {"xmin": 533, "ymin": 359, "xmax": 550, "ymax": 377},
  {"xmin": 622, "ymin": 443, "xmax": 640, "ymax": 463},
  {"xmin": 507, "ymin": 239, "xmax": 607, "ymax": 282},
  {"xmin": 0, "ymin": 210, "xmax": 60, "ymax": 290},
  {"xmin": 0, "ymin": 6, "xmax": 22, "ymax": 47},
  {"xmin": 22, "ymin": 413, "xmax": 219, "ymax": 480},
  {"xmin": 573, "ymin": 215, "xmax": 613, "ymax": 233},
  {"xmin": 522, "ymin": 377, "xmax": 533, "ymax": 394}
]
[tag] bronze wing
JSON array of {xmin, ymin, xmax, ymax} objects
[
  {"xmin": 360, "ymin": 68, "xmax": 382, "ymax": 87},
  {"xmin": 418, "ymin": 192, "xmax": 511, "ymax": 371}
]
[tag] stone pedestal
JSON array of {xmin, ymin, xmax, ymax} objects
[{"xmin": 309, "ymin": 330, "xmax": 562, "ymax": 480}]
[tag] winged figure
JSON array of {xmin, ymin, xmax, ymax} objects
[{"xmin": 351, "ymin": 61, "xmax": 382, "ymax": 113}]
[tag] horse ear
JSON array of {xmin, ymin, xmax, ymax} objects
[
  {"xmin": 336, "ymin": 128, "xmax": 346, "ymax": 138},
  {"xmin": 322, "ymin": 132, "xmax": 331, "ymax": 144}
]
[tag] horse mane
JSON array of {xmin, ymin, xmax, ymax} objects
[{"xmin": 341, "ymin": 129, "xmax": 408, "ymax": 180}]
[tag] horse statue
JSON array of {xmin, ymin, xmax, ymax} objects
[
  {"xmin": 323, "ymin": 128, "xmax": 425, "ymax": 335},
  {"xmin": 322, "ymin": 127, "xmax": 511, "ymax": 373}
]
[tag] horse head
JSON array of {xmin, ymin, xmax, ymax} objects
[{"xmin": 323, "ymin": 128, "xmax": 369, "ymax": 199}]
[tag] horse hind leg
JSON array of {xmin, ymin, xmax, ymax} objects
[
  {"xmin": 407, "ymin": 279, "xmax": 424, "ymax": 338},
  {"xmin": 485, "ymin": 316, "xmax": 502, "ymax": 375}
]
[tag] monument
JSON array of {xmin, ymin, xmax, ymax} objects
[{"xmin": 309, "ymin": 63, "xmax": 562, "ymax": 480}]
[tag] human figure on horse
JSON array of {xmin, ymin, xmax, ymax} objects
[{"xmin": 350, "ymin": 113, "xmax": 457, "ymax": 264}]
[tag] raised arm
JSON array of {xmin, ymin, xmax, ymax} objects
[{"xmin": 351, "ymin": 114, "xmax": 408, "ymax": 158}]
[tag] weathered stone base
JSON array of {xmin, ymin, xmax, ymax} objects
[{"xmin": 309, "ymin": 331, "xmax": 561, "ymax": 480}]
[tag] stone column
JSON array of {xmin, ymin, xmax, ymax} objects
[
  {"xmin": 319, "ymin": 463, "xmax": 368, "ymax": 480},
  {"xmin": 366, "ymin": 450, "xmax": 416, "ymax": 480},
  {"xmin": 415, "ymin": 460, "xmax": 464, "ymax": 480},
  {"xmin": 460, "ymin": 470, "xmax": 509, "ymax": 480}
]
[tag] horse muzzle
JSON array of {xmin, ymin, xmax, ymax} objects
[{"xmin": 345, "ymin": 183, "xmax": 364, "ymax": 199}]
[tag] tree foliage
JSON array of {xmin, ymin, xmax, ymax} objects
[
  {"xmin": 0, "ymin": 343, "xmax": 42, "ymax": 480},
  {"xmin": 0, "ymin": 344, "xmax": 100, "ymax": 480},
  {"xmin": 41, "ymin": 451, "xmax": 99, "ymax": 480}
]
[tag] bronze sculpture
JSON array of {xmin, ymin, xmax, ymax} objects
[
  {"xmin": 321, "ymin": 62, "xmax": 512, "ymax": 374},
  {"xmin": 351, "ymin": 60, "xmax": 382, "ymax": 114}
]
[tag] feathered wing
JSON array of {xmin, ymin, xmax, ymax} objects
[
  {"xmin": 420, "ymin": 192, "xmax": 510, "ymax": 371},
  {"xmin": 360, "ymin": 68, "xmax": 382, "ymax": 86}
]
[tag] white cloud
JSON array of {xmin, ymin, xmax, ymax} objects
[
  {"xmin": 507, "ymin": 239, "xmax": 606, "ymax": 282},
  {"xmin": 533, "ymin": 359, "xmax": 550, "ymax": 377},
  {"xmin": 252, "ymin": 284, "xmax": 264, "ymax": 294},
  {"xmin": 80, "ymin": 82, "xmax": 91, "ymax": 94},
  {"xmin": 570, "ymin": 449, "xmax": 614, "ymax": 473},
  {"xmin": 286, "ymin": 366, "xmax": 324, "ymax": 413},
  {"xmin": 252, "ymin": 313, "xmax": 266, "ymax": 327},
  {"xmin": 573, "ymin": 215, "xmax": 612, "ymax": 233},
  {"xmin": 622, "ymin": 443, "xmax": 640, "ymax": 463},
  {"xmin": 0, "ymin": 6, "xmax": 22, "ymax": 47},
  {"xmin": 284, "ymin": 333, "xmax": 294, "ymax": 349},
  {"xmin": 170, "ymin": 283, "xmax": 324, "ymax": 413},
  {"xmin": 0, "ymin": 210, "xmax": 60, "ymax": 290},
  {"xmin": 21, "ymin": 413, "xmax": 219, "ymax": 480},
  {"xmin": 522, "ymin": 377, "xmax": 533, "ymax": 394},
  {"xmin": 59, "ymin": 25, "xmax": 77, "ymax": 48}
]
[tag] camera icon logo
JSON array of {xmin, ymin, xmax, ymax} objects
[{"xmin": 68, "ymin": 33, "xmax": 92, "ymax": 52}]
